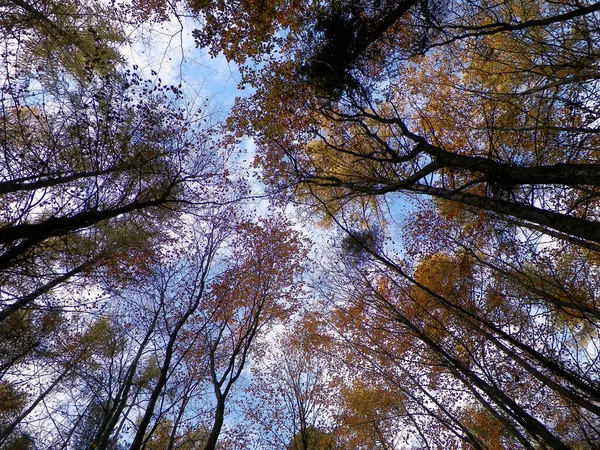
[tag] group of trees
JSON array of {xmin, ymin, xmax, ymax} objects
[
  {"xmin": 2, "ymin": 0, "xmax": 600, "ymax": 449},
  {"xmin": 0, "ymin": 1, "xmax": 307, "ymax": 448}
]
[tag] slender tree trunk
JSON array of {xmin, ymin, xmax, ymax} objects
[
  {"xmin": 0, "ymin": 366, "xmax": 70, "ymax": 446},
  {"xmin": 392, "ymin": 309, "xmax": 571, "ymax": 450},
  {"xmin": 93, "ymin": 310, "xmax": 160, "ymax": 450},
  {"xmin": 0, "ymin": 261, "xmax": 91, "ymax": 321},
  {"xmin": 203, "ymin": 396, "xmax": 225, "ymax": 450}
]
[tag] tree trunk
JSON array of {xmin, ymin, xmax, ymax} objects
[{"xmin": 203, "ymin": 396, "xmax": 225, "ymax": 450}]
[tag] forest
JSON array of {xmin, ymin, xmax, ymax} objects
[{"xmin": 1, "ymin": 0, "xmax": 600, "ymax": 448}]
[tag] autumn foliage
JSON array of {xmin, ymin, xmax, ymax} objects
[{"xmin": 2, "ymin": 0, "xmax": 600, "ymax": 449}]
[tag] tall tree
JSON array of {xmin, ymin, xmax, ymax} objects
[
  {"xmin": 0, "ymin": 58, "xmax": 223, "ymax": 323},
  {"xmin": 7, "ymin": 0, "xmax": 600, "ymax": 448},
  {"xmin": 244, "ymin": 331, "xmax": 335, "ymax": 450},
  {"xmin": 198, "ymin": 0, "xmax": 600, "ymax": 249},
  {"xmin": 199, "ymin": 217, "xmax": 307, "ymax": 450}
]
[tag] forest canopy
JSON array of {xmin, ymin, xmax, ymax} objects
[{"xmin": 1, "ymin": 0, "xmax": 600, "ymax": 449}]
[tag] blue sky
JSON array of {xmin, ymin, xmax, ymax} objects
[{"xmin": 123, "ymin": 14, "xmax": 242, "ymax": 116}]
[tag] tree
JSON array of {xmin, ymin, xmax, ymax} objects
[
  {"xmin": 286, "ymin": 427, "xmax": 337, "ymax": 450},
  {"xmin": 2, "ymin": 0, "xmax": 127, "ymax": 80},
  {"xmin": 125, "ymin": 219, "xmax": 227, "ymax": 450},
  {"xmin": 0, "ymin": 43, "xmax": 223, "ymax": 323},
  {"xmin": 0, "ymin": 210, "xmax": 307, "ymax": 450},
  {"xmin": 204, "ymin": 0, "xmax": 600, "ymax": 249},
  {"xmin": 6, "ymin": 0, "xmax": 600, "ymax": 448},
  {"xmin": 0, "ymin": 3, "xmax": 233, "ymax": 447},
  {"xmin": 199, "ymin": 217, "xmax": 307, "ymax": 450},
  {"xmin": 337, "ymin": 381, "xmax": 405, "ymax": 450},
  {"xmin": 243, "ymin": 330, "xmax": 335, "ymax": 450}
]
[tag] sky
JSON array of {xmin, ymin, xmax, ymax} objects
[{"xmin": 123, "ymin": 13, "xmax": 241, "ymax": 117}]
